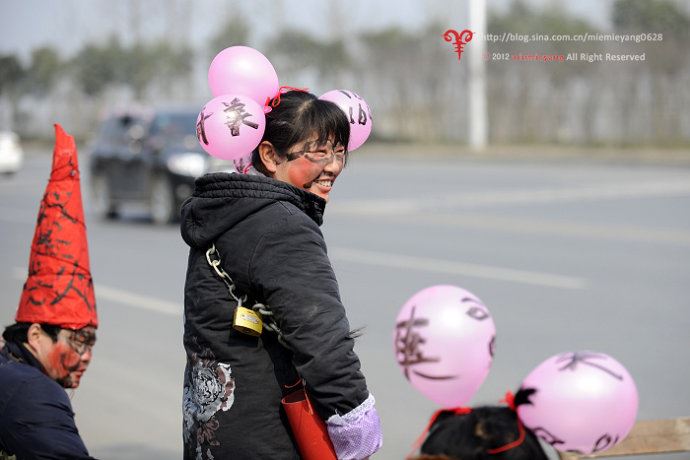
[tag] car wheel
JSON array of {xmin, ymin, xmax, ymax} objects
[
  {"xmin": 150, "ymin": 175, "xmax": 176, "ymax": 225},
  {"xmin": 91, "ymin": 175, "xmax": 119, "ymax": 219}
]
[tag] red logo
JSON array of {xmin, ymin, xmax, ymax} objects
[{"xmin": 443, "ymin": 29, "xmax": 474, "ymax": 61}]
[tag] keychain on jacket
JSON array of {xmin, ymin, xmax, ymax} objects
[
  {"xmin": 205, "ymin": 245, "xmax": 282, "ymax": 339},
  {"xmin": 233, "ymin": 305, "xmax": 262, "ymax": 335}
]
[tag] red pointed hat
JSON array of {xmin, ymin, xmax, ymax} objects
[{"xmin": 16, "ymin": 124, "xmax": 98, "ymax": 329}]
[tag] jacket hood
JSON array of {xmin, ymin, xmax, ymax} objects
[{"xmin": 180, "ymin": 172, "xmax": 326, "ymax": 248}]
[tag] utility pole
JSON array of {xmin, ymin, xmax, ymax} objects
[{"xmin": 468, "ymin": 0, "xmax": 488, "ymax": 150}]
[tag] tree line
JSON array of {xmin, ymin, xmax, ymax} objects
[{"xmin": 1, "ymin": 0, "xmax": 688, "ymax": 145}]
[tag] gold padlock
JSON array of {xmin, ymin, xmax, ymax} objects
[{"xmin": 233, "ymin": 306, "xmax": 263, "ymax": 336}]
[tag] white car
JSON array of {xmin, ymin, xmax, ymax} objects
[{"xmin": 0, "ymin": 131, "xmax": 24, "ymax": 176}]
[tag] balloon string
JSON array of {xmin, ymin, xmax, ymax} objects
[
  {"xmin": 264, "ymin": 85, "xmax": 310, "ymax": 109},
  {"xmin": 405, "ymin": 407, "xmax": 472, "ymax": 459},
  {"xmin": 487, "ymin": 419, "xmax": 526, "ymax": 454},
  {"xmin": 487, "ymin": 390, "xmax": 526, "ymax": 455}
]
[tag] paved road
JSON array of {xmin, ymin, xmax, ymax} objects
[{"xmin": 1, "ymin": 146, "xmax": 688, "ymax": 459}]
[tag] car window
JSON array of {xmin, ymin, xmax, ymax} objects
[
  {"xmin": 97, "ymin": 114, "xmax": 144, "ymax": 146},
  {"xmin": 149, "ymin": 112, "xmax": 197, "ymax": 143}
]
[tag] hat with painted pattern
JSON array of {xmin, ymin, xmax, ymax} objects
[{"xmin": 15, "ymin": 124, "xmax": 98, "ymax": 329}]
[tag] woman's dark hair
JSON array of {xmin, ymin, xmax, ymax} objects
[
  {"xmin": 2, "ymin": 322, "xmax": 61, "ymax": 343},
  {"xmin": 251, "ymin": 90, "xmax": 350, "ymax": 175},
  {"xmin": 420, "ymin": 403, "xmax": 548, "ymax": 460}
]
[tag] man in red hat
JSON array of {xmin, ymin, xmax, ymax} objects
[{"xmin": 0, "ymin": 124, "xmax": 98, "ymax": 459}]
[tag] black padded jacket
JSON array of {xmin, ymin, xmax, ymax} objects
[
  {"xmin": 0, "ymin": 341, "xmax": 95, "ymax": 459},
  {"xmin": 180, "ymin": 172, "xmax": 370, "ymax": 460}
]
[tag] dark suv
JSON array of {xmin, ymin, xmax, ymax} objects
[{"xmin": 89, "ymin": 108, "xmax": 233, "ymax": 224}]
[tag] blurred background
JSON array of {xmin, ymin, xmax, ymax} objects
[
  {"xmin": 2, "ymin": 0, "xmax": 689, "ymax": 144},
  {"xmin": 1, "ymin": 1, "xmax": 689, "ymax": 459}
]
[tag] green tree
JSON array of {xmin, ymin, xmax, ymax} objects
[
  {"xmin": 266, "ymin": 29, "xmax": 350, "ymax": 86},
  {"xmin": 613, "ymin": 0, "xmax": 690, "ymax": 140},
  {"xmin": 612, "ymin": 0, "xmax": 689, "ymax": 74},
  {"xmin": 358, "ymin": 24, "xmax": 450, "ymax": 141},
  {"xmin": 488, "ymin": 0, "xmax": 602, "ymax": 91},
  {"xmin": 489, "ymin": 0, "xmax": 599, "ymax": 55},
  {"xmin": 24, "ymin": 46, "xmax": 62, "ymax": 95},
  {"xmin": 359, "ymin": 26, "xmax": 417, "ymax": 60},
  {"xmin": 209, "ymin": 14, "xmax": 250, "ymax": 58},
  {"xmin": 126, "ymin": 44, "xmax": 156, "ymax": 98},
  {"xmin": 0, "ymin": 54, "xmax": 26, "ymax": 130},
  {"xmin": 144, "ymin": 40, "xmax": 194, "ymax": 94},
  {"xmin": 70, "ymin": 36, "xmax": 124, "ymax": 96},
  {"xmin": 613, "ymin": 0, "xmax": 690, "ymax": 37},
  {"xmin": 69, "ymin": 36, "xmax": 193, "ymax": 98},
  {"xmin": 0, "ymin": 54, "xmax": 25, "ymax": 95}
]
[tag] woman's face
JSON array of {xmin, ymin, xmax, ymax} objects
[{"xmin": 273, "ymin": 136, "xmax": 346, "ymax": 202}]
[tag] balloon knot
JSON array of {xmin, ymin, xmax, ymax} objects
[{"xmin": 501, "ymin": 391, "xmax": 516, "ymax": 411}]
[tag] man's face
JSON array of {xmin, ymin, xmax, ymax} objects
[{"xmin": 34, "ymin": 326, "xmax": 96, "ymax": 388}]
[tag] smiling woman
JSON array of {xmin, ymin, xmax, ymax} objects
[
  {"xmin": 180, "ymin": 90, "xmax": 382, "ymax": 459},
  {"xmin": 251, "ymin": 91, "xmax": 350, "ymax": 202}
]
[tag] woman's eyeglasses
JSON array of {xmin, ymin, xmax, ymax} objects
[{"xmin": 286, "ymin": 141, "xmax": 347, "ymax": 166}]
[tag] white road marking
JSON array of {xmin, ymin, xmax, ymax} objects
[
  {"xmin": 329, "ymin": 247, "xmax": 587, "ymax": 290},
  {"xmin": 330, "ymin": 180, "xmax": 690, "ymax": 215},
  {"xmin": 12, "ymin": 268, "xmax": 182, "ymax": 316},
  {"xmin": 338, "ymin": 212, "xmax": 690, "ymax": 247},
  {"xmin": 0, "ymin": 214, "xmax": 33, "ymax": 224},
  {"xmin": 15, "ymin": 240, "xmax": 585, "ymax": 324},
  {"xmin": 86, "ymin": 355, "xmax": 182, "ymax": 404},
  {"xmin": 94, "ymin": 285, "xmax": 182, "ymax": 316}
]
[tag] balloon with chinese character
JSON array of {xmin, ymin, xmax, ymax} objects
[
  {"xmin": 196, "ymin": 94, "xmax": 266, "ymax": 161},
  {"xmin": 517, "ymin": 351, "xmax": 638, "ymax": 455},
  {"xmin": 319, "ymin": 90, "xmax": 372, "ymax": 151},
  {"xmin": 394, "ymin": 285, "xmax": 496, "ymax": 408},
  {"xmin": 208, "ymin": 46, "xmax": 279, "ymax": 106}
]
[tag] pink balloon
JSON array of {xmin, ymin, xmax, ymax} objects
[
  {"xmin": 196, "ymin": 94, "xmax": 265, "ymax": 161},
  {"xmin": 208, "ymin": 46, "xmax": 279, "ymax": 105},
  {"xmin": 394, "ymin": 285, "xmax": 496, "ymax": 408},
  {"xmin": 319, "ymin": 90, "xmax": 373, "ymax": 151},
  {"xmin": 517, "ymin": 352, "xmax": 639, "ymax": 455}
]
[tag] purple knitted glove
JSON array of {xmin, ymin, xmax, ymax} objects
[{"xmin": 326, "ymin": 393, "xmax": 383, "ymax": 460}]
